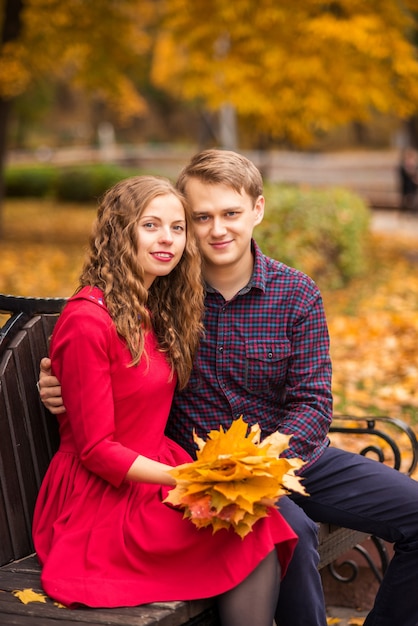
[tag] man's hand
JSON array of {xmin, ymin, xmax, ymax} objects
[{"xmin": 38, "ymin": 357, "xmax": 66, "ymax": 414}]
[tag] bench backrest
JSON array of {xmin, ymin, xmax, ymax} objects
[{"xmin": 0, "ymin": 299, "xmax": 64, "ymax": 566}]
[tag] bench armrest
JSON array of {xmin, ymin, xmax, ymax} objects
[{"xmin": 330, "ymin": 415, "xmax": 418, "ymax": 476}]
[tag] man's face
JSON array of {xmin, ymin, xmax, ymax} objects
[{"xmin": 185, "ymin": 178, "xmax": 264, "ymax": 271}]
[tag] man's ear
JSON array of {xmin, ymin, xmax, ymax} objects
[{"xmin": 253, "ymin": 195, "xmax": 265, "ymax": 226}]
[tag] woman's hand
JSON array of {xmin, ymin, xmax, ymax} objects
[{"xmin": 38, "ymin": 357, "xmax": 66, "ymax": 414}]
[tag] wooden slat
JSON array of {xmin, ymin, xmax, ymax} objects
[
  {"xmin": 0, "ymin": 350, "xmax": 33, "ymax": 563},
  {"xmin": 0, "ymin": 474, "xmax": 14, "ymax": 566},
  {"xmin": 10, "ymin": 316, "xmax": 60, "ymax": 482},
  {"xmin": 1, "ymin": 340, "xmax": 40, "ymax": 554},
  {"xmin": 0, "ymin": 367, "xmax": 17, "ymax": 565}
]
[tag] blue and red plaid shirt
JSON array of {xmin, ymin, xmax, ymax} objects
[{"xmin": 166, "ymin": 240, "xmax": 333, "ymax": 469}]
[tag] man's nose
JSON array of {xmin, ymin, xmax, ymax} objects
[{"xmin": 211, "ymin": 218, "xmax": 227, "ymax": 236}]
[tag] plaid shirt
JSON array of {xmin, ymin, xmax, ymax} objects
[{"xmin": 167, "ymin": 240, "xmax": 333, "ymax": 469}]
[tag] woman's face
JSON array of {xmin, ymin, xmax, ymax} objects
[{"xmin": 136, "ymin": 193, "xmax": 187, "ymax": 288}]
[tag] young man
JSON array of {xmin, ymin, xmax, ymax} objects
[{"xmin": 39, "ymin": 149, "xmax": 418, "ymax": 626}]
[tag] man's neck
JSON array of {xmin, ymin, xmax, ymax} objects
[{"xmin": 204, "ymin": 259, "xmax": 254, "ymax": 301}]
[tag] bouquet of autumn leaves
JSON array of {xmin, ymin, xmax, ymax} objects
[{"xmin": 164, "ymin": 416, "xmax": 307, "ymax": 538}]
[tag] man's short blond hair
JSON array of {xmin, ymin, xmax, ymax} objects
[{"xmin": 177, "ymin": 149, "xmax": 263, "ymax": 203}]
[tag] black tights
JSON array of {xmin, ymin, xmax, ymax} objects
[{"xmin": 216, "ymin": 550, "xmax": 280, "ymax": 626}]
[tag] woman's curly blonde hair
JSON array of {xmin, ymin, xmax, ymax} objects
[{"xmin": 78, "ymin": 175, "xmax": 204, "ymax": 389}]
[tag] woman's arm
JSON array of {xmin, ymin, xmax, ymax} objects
[{"xmin": 126, "ymin": 455, "xmax": 176, "ymax": 486}]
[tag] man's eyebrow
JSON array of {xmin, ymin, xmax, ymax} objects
[{"xmin": 192, "ymin": 206, "xmax": 242, "ymax": 214}]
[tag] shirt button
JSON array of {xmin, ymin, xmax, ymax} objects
[
  {"xmin": 268, "ymin": 352, "xmax": 273, "ymax": 359},
  {"xmin": 218, "ymin": 346, "xmax": 224, "ymax": 353}
]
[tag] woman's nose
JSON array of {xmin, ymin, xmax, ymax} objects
[{"xmin": 159, "ymin": 226, "xmax": 174, "ymax": 243}]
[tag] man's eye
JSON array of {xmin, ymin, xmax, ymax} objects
[{"xmin": 194, "ymin": 215, "xmax": 208, "ymax": 222}]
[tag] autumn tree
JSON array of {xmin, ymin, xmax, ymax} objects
[
  {"xmin": 152, "ymin": 0, "xmax": 418, "ymax": 146},
  {"xmin": 0, "ymin": 0, "xmax": 155, "ymax": 237}
]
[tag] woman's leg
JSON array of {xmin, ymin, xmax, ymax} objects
[{"xmin": 216, "ymin": 549, "xmax": 280, "ymax": 626}]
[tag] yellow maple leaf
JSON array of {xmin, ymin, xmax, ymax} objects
[
  {"xmin": 12, "ymin": 588, "xmax": 47, "ymax": 604},
  {"xmin": 165, "ymin": 416, "xmax": 307, "ymax": 537}
]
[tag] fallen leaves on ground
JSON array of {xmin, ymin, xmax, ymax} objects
[
  {"xmin": 323, "ymin": 234, "xmax": 418, "ymax": 414},
  {"xmin": 12, "ymin": 588, "xmax": 47, "ymax": 604},
  {"xmin": 1, "ymin": 200, "xmax": 95, "ymax": 299}
]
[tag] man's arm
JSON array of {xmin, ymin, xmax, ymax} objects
[{"xmin": 38, "ymin": 357, "xmax": 66, "ymax": 414}]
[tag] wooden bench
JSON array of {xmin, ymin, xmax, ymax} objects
[{"xmin": 1, "ymin": 293, "xmax": 417, "ymax": 626}]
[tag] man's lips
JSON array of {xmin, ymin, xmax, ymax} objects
[{"xmin": 209, "ymin": 240, "xmax": 233, "ymax": 249}]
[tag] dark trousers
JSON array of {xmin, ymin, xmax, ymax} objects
[{"xmin": 275, "ymin": 446, "xmax": 418, "ymax": 626}]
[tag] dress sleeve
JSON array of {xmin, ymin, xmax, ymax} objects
[{"xmin": 50, "ymin": 301, "xmax": 138, "ymax": 487}]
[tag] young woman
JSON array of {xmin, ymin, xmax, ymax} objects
[{"xmin": 32, "ymin": 175, "xmax": 297, "ymax": 626}]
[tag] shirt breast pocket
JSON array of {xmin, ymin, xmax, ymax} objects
[{"xmin": 243, "ymin": 339, "xmax": 291, "ymax": 395}]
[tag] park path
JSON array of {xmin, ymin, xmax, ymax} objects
[
  {"xmin": 372, "ymin": 208, "xmax": 418, "ymax": 238},
  {"xmin": 263, "ymin": 149, "xmax": 401, "ymax": 209}
]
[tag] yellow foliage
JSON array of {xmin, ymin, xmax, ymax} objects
[
  {"xmin": 165, "ymin": 416, "xmax": 306, "ymax": 538},
  {"xmin": 152, "ymin": 0, "xmax": 418, "ymax": 143},
  {"xmin": 12, "ymin": 588, "xmax": 47, "ymax": 604},
  {"xmin": 2, "ymin": 1, "xmax": 418, "ymax": 140},
  {"xmin": 0, "ymin": 0, "xmax": 155, "ymax": 120}
]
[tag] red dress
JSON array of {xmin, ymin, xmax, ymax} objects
[{"xmin": 33, "ymin": 286, "xmax": 297, "ymax": 608}]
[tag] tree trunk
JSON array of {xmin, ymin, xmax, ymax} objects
[
  {"xmin": 219, "ymin": 104, "xmax": 238, "ymax": 151},
  {"xmin": 0, "ymin": 0, "xmax": 24, "ymax": 239}
]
